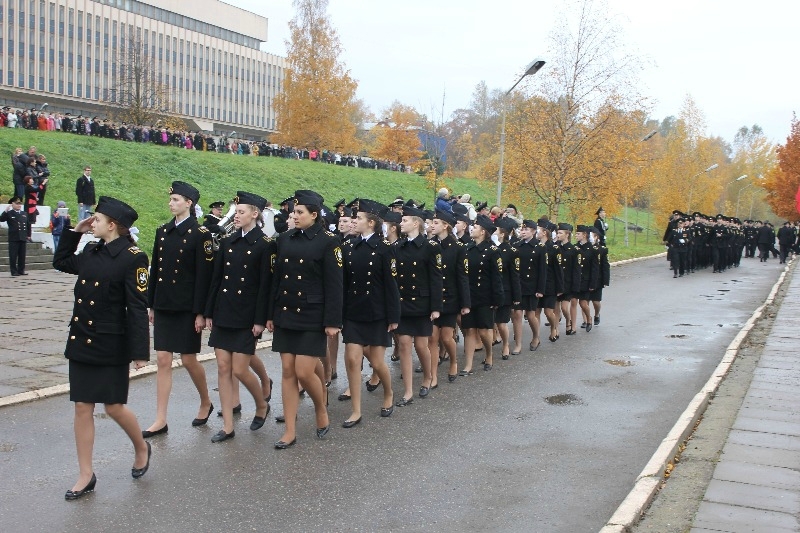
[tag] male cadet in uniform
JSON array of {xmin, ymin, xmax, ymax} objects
[
  {"xmin": 203, "ymin": 201, "xmax": 225, "ymax": 234},
  {"xmin": 1, "ymin": 196, "xmax": 29, "ymax": 276},
  {"xmin": 777, "ymin": 221, "xmax": 796, "ymax": 264},
  {"xmin": 274, "ymin": 197, "xmax": 294, "ymax": 234}
]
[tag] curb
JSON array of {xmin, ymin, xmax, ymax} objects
[
  {"xmin": 600, "ymin": 257, "xmax": 795, "ymax": 532},
  {"xmin": 610, "ymin": 252, "xmax": 667, "ymax": 267},
  {"xmin": 0, "ymin": 340, "xmax": 272, "ymax": 409}
]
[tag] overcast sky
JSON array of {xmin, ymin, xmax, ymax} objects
[{"xmin": 230, "ymin": 0, "xmax": 798, "ymax": 146}]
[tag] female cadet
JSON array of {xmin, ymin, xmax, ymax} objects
[
  {"xmin": 267, "ymin": 190, "xmax": 343, "ymax": 448},
  {"xmin": 382, "ymin": 210, "xmax": 403, "ymax": 365},
  {"xmin": 429, "ymin": 209, "xmax": 470, "ymax": 383},
  {"xmin": 493, "ymin": 218, "xmax": 522, "ymax": 359},
  {"xmin": 574, "ymin": 225, "xmax": 599, "ymax": 332},
  {"xmin": 590, "ymin": 227, "xmax": 610, "ymax": 325},
  {"xmin": 556, "ymin": 223, "xmax": 579, "ymax": 335},
  {"xmin": 392, "ymin": 204, "xmax": 443, "ymax": 406},
  {"xmin": 460, "ymin": 215, "xmax": 504, "ymax": 374},
  {"xmin": 538, "ymin": 220, "xmax": 565, "ymax": 342},
  {"xmin": 204, "ymin": 191, "xmax": 273, "ymax": 443},
  {"xmin": 340, "ymin": 199, "xmax": 400, "ymax": 426},
  {"xmin": 515, "ymin": 219, "xmax": 547, "ymax": 351},
  {"xmin": 143, "ymin": 182, "xmax": 215, "ymax": 438},
  {"xmin": 54, "ymin": 197, "xmax": 152, "ymax": 500}
]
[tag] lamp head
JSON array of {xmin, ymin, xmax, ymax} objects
[
  {"xmin": 642, "ymin": 130, "xmax": 658, "ymax": 142},
  {"xmin": 524, "ymin": 59, "xmax": 546, "ymax": 76},
  {"xmin": 706, "ymin": 164, "xmax": 719, "ymax": 172},
  {"xmin": 736, "ymin": 174, "xmax": 747, "ymax": 181}
]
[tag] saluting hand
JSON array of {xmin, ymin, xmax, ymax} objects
[{"xmin": 73, "ymin": 215, "xmax": 95, "ymax": 233}]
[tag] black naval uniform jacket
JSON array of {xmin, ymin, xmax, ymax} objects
[
  {"xmin": 53, "ymin": 230, "xmax": 150, "ymax": 365},
  {"xmin": 433, "ymin": 234, "xmax": 471, "ymax": 314},
  {"xmin": 464, "ymin": 240, "xmax": 504, "ymax": 308},
  {"xmin": 593, "ymin": 243, "xmax": 611, "ymax": 287},
  {"xmin": 392, "ymin": 234, "xmax": 444, "ymax": 317},
  {"xmin": 205, "ymin": 227, "xmax": 274, "ymax": 328},
  {"xmin": 342, "ymin": 233, "xmax": 400, "ymax": 324},
  {"xmin": 75, "ymin": 175, "xmax": 96, "ymax": 205},
  {"xmin": 559, "ymin": 242, "xmax": 579, "ymax": 296},
  {"xmin": 148, "ymin": 217, "xmax": 214, "ymax": 314},
  {"xmin": 544, "ymin": 240, "xmax": 565, "ymax": 296},
  {"xmin": 516, "ymin": 238, "xmax": 547, "ymax": 297},
  {"xmin": 575, "ymin": 241, "xmax": 599, "ymax": 293},
  {"xmin": 497, "ymin": 240, "xmax": 522, "ymax": 305},
  {"xmin": 269, "ymin": 224, "xmax": 343, "ymax": 330},
  {"xmin": 0, "ymin": 208, "xmax": 28, "ymax": 241},
  {"xmin": 202, "ymin": 213, "xmax": 222, "ymax": 234},
  {"xmin": 668, "ymin": 227, "xmax": 690, "ymax": 251}
]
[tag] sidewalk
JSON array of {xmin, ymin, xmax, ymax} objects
[{"xmin": 691, "ymin": 266, "xmax": 800, "ymax": 532}]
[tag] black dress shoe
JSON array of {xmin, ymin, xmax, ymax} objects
[
  {"xmin": 337, "ymin": 392, "xmax": 351, "ymax": 401},
  {"xmin": 458, "ymin": 370, "xmax": 474, "ymax": 376},
  {"xmin": 65, "ymin": 473, "xmax": 97, "ymax": 501},
  {"xmin": 492, "ymin": 340, "xmax": 501, "ymax": 346},
  {"xmin": 192, "ymin": 404, "xmax": 214, "ymax": 427},
  {"xmin": 483, "ymin": 363, "xmax": 492, "ymax": 371},
  {"xmin": 316, "ymin": 425, "xmax": 330, "ymax": 439},
  {"xmin": 419, "ymin": 386, "xmax": 430, "ymax": 398},
  {"xmin": 594, "ymin": 316, "xmax": 600, "ymax": 325},
  {"xmin": 211, "ymin": 430, "xmax": 235, "ymax": 443},
  {"xmin": 414, "ymin": 366, "xmax": 423, "ymax": 373},
  {"xmin": 274, "ymin": 437, "xmax": 296, "ymax": 449},
  {"xmin": 331, "ymin": 372, "xmax": 338, "ymax": 380},
  {"xmin": 366, "ymin": 379, "xmax": 380, "ymax": 392},
  {"xmin": 501, "ymin": 354, "xmax": 509, "ymax": 360},
  {"xmin": 380, "ymin": 405, "xmax": 394, "ymax": 417},
  {"xmin": 342, "ymin": 417, "xmax": 362, "ymax": 428},
  {"xmin": 142, "ymin": 424, "xmax": 168, "ymax": 438},
  {"xmin": 395, "ymin": 397, "xmax": 414, "ymax": 407},
  {"xmin": 131, "ymin": 442, "xmax": 152, "ymax": 478},
  {"xmin": 585, "ymin": 323, "xmax": 593, "ymax": 333},
  {"xmin": 250, "ymin": 405, "xmax": 271, "ymax": 430},
  {"xmin": 217, "ymin": 404, "xmax": 242, "ymax": 417},
  {"xmin": 275, "ymin": 415, "xmax": 285, "ymax": 423},
  {"xmin": 529, "ymin": 341, "xmax": 540, "ymax": 352},
  {"xmin": 580, "ymin": 322, "xmax": 587, "ymax": 328},
  {"xmin": 448, "ymin": 374, "xmax": 457, "ymax": 382}
]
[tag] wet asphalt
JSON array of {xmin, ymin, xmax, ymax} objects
[{"xmin": 0, "ymin": 255, "xmax": 785, "ymax": 532}]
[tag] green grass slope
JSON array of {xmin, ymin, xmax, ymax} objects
[{"xmin": 1, "ymin": 129, "xmax": 493, "ymax": 247}]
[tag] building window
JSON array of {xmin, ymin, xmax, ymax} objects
[{"xmin": 38, "ymin": 76, "xmax": 43, "ymax": 90}]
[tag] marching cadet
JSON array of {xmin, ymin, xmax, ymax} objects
[
  {"xmin": 710, "ymin": 216, "xmax": 728, "ymax": 272},
  {"xmin": 429, "ymin": 209, "xmax": 471, "ymax": 382},
  {"xmin": 556, "ymin": 223, "xmax": 579, "ymax": 335},
  {"xmin": 589, "ymin": 227, "xmax": 610, "ymax": 325},
  {"xmin": 516, "ymin": 219, "xmax": 547, "ymax": 351},
  {"xmin": 204, "ymin": 192, "xmax": 274, "ymax": 443},
  {"xmin": 142, "ymin": 182, "xmax": 216, "ymax": 438},
  {"xmin": 382, "ymin": 209, "xmax": 403, "ymax": 365},
  {"xmin": 494, "ymin": 218, "xmax": 522, "ymax": 359},
  {"xmin": 340, "ymin": 199, "xmax": 400, "ymax": 427},
  {"xmin": 392, "ymin": 203, "xmax": 443, "ymax": 405},
  {"xmin": 53, "ymin": 197, "xmax": 152, "ymax": 500},
  {"xmin": 538, "ymin": 220, "xmax": 565, "ymax": 341},
  {"xmin": 325, "ymin": 207, "xmax": 356, "ymax": 386},
  {"xmin": 574, "ymin": 225, "xmax": 599, "ymax": 331},
  {"xmin": 267, "ymin": 190, "xmax": 342, "ymax": 448},
  {"xmin": 461, "ymin": 215, "xmax": 504, "ymax": 374},
  {"xmin": 1, "ymin": 196, "xmax": 28, "ymax": 276},
  {"xmin": 452, "ymin": 203, "xmax": 472, "ymax": 244}
]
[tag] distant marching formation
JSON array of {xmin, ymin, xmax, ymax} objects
[
  {"xmin": 663, "ymin": 210, "xmax": 799, "ymax": 277},
  {"xmin": 54, "ymin": 184, "xmax": 614, "ymax": 500}
]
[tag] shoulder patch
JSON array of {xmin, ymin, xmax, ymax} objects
[
  {"xmin": 135, "ymin": 267, "xmax": 148, "ymax": 292},
  {"xmin": 128, "ymin": 246, "xmax": 142, "ymax": 254},
  {"xmin": 198, "ymin": 226, "xmax": 209, "ymax": 233},
  {"xmin": 490, "ymin": 245, "xmax": 498, "ymax": 251},
  {"xmin": 429, "ymin": 240, "xmax": 437, "ymax": 245},
  {"xmin": 325, "ymin": 230, "xmax": 336, "ymax": 237}
]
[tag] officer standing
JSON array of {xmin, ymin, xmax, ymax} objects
[
  {"xmin": 593, "ymin": 207, "xmax": 609, "ymax": 245},
  {"xmin": 1, "ymin": 196, "xmax": 28, "ymax": 276},
  {"xmin": 75, "ymin": 166, "xmax": 96, "ymax": 221}
]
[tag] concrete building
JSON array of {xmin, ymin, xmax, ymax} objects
[{"xmin": 0, "ymin": 0, "xmax": 286, "ymax": 138}]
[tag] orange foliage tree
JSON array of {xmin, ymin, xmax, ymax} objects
[
  {"xmin": 273, "ymin": 0, "xmax": 359, "ymax": 152},
  {"xmin": 763, "ymin": 114, "xmax": 800, "ymax": 220},
  {"xmin": 371, "ymin": 102, "xmax": 423, "ymax": 165}
]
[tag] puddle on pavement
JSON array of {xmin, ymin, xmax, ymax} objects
[
  {"xmin": 718, "ymin": 289, "xmax": 730, "ymax": 292},
  {"xmin": 545, "ymin": 393, "xmax": 584, "ymax": 406},
  {"xmin": 0, "ymin": 443, "xmax": 16, "ymax": 452},
  {"xmin": 666, "ymin": 334, "xmax": 688, "ymax": 338},
  {"xmin": 674, "ymin": 323, "xmax": 700, "ymax": 327},
  {"xmin": 605, "ymin": 359, "xmax": 633, "ymax": 367}
]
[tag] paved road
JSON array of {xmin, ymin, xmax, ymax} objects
[{"xmin": 0, "ymin": 256, "xmax": 784, "ymax": 532}]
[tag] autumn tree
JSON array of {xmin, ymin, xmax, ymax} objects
[
  {"xmin": 499, "ymin": 0, "xmax": 649, "ymax": 222},
  {"xmin": 274, "ymin": 0, "xmax": 359, "ymax": 152},
  {"xmin": 107, "ymin": 34, "xmax": 179, "ymax": 126},
  {"xmin": 763, "ymin": 114, "xmax": 800, "ymax": 219},
  {"xmin": 371, "ymin": 102, "xmax": 422, "ymax": 164}
]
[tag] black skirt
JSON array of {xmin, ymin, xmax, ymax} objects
[
  {"xmin": 209, "ymin": 325, "xmax": 259, "ymax": 355},
  {"xmin": 538, "ymin": 294, "xmax": 558, "ymax": 310},
  {"xmin": 520, "ymin": 295, "xmax": 538, "ymax": 312},
  {"xmin": 342, "ymin": 319, "xmax": 392, "ymax": 347},
  {"xmin": 494, "ymin": 305, "xmax": 512, "ymax": 324},
  {"xmin": 395, "ymin": 315, "xmax": 433, "ymax": 337},
  {"xmin": 272, "ymin": 327, "xmax": 327, "ymax": 358},
  {"xmin": 461, "ymin": 306, "xmax": 495, "ymax": 330},
  {"xmin": 153, "ymin": 310, "xmax": 202, "ymax": 354},
  {"xmin": 69, "ymin": 359, "xmax": 129, "ymax": 404},
  {"xmin": 590, "ymin": 288, "xmax": 603, "ymax": 302},
  {"xmin": 433, "ymin": 312, "xmax": 458, "ymax": 329}
]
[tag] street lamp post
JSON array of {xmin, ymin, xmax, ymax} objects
[
  {"xmin": 497, "ymin": 59, "xmax": 546, "ymax": 207},
  {"xmin": 625, "ymin": 130, "xmax": 659, "ymax": 247},
  {"xmin": 723, "ymin": 174, "xmax": 747, "ymax": 208},
  {"xmin": 686, "ymin": 163, "xmax": 719, "ymax": 213},
  {"xmin": 736, "ymin": 174, "xmax": 764, "ymax": 217}
]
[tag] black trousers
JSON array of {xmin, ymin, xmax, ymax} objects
[
  {"xmin": 757, "ymin": 243, "xmax": 769, "ymax": 260},
  {"xmin": 779, "ymin": 244, "xmax": 791, "ymax": 263},
  {"xmin": 8, "ymin": 240, "xmax": 26, "ymax": 275},
  {"xmin": 673, "ymin": 250, "xmax": 688, "ymax": 275}
]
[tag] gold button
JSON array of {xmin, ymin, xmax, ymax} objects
[
  {"xmin": 81, "ymin": 280, "xmax": 85, "ymax": 284},
  {"xmin": 413, "ymin": 261, "xmax": 417, "ymax": 265},
  {"xmin": 237, "ymin": 290, "xmax": 241, "ymax": 294},
  {"xmin": 411, "ymin": 297, "xmax": 416, "ymax": 301},
  {"xmin": 225, "ymin": 276, "xmax": 229, "ymax": 279},
  {"xmin": 223, "ymin": 289, "xmax": 227, "ymax": 293},
  {"xmin": 283, "ymin": 291, "xmax": 287, "ymax": 295},
  {"xmin": 70, "ymin": 336, "xmax": 76, "ymax": 340},
  {"xmin": 159, "ymin": 268, "xmax": 163, "ymax": 272},
  {"xmin": 159, "ymin": 247, "xmax": 163, "ymax": 251},
  {"xmin": 241, "ymin": 278, "xmax": 245, "ymax": 282},
  {"xmin": 366, "ymin": 291, "xmax": 370, "ymax": 294},
  {"xmin": 77, "ymin": 299, "xmax": 82, "ymax": 303},
  {"xmin": 175, "ymin": 270, "xmax": 179, "ymax": 273},
  {"xmin": 284, "ymin": 275, "xmax": 289, "ymax": 279},
  {"xmin": 229, "ymin": 249, "xmax": 233, "ymax": 253},
  {"xmin": 243, "ymin": 265, "xmax": 247, "ymax": 268},
  {"xmin": 86, "ymin": 339, "xmax": 92, "ymax": 344},
  {"xmin": 296, "ymin": 308, "xmax": 301, "ymax": 312},
  {"xmin": 161, "ymin": 237, "xmax": 165, "ymax": 240},
  {"xmin": 89, "ymin": 301, "xmax": 94, "ymax": 305},
  {"xmin": 369, "ymin": 262, "xmax": 373, "ymax": 265},
  {"xmin": 172, "ymin": 280, "xmax": 176, "ymax": 284},
  {"xmin": 73, "ymin": 316, "xmax": 79, "ymax": 322},
  {"xmin": 183, "ymin": 239, "xmax": 187, "ymax": 243},
  {"xmin": 298, "ymin": 292, "xmax": 302, "ymax": 296},
  {"xmin": 285, "ymin": 258, "xmax": 289, "ymax": 262},
  {"xmin": 179, "ymin": 250, "xmax": 183, "ymax": 253},
  {"xmin": 158, "ymin": 278, "xmax": 162, "ymax": 281},
  {"xmin": 366, "ymin": 281, "xmax": 371, "ymax": 285},
  {"xmin": 400, "ymin": 297, "xmax": 404, "ymax": 301},
  {"xmin": 299, "ymin": 259, "xmax": 304, "ymax": 263},
  {"xmin": 88, "ymin": 321, "xmax": 93, "ymax": 325},
  {"xmin": 297, "ymin": 275, "xmax": 302, "ymax": 280},
  {"xmin": 247, "ymin": 251, "xmax": 251, "ymax": 255},
  {"xmin": 226, "ymin": 262, "xmax": 230, "ymax": 265},
  {"xmin": 283, "ymin": 307, "xmax": 287, "ymax": 311}
]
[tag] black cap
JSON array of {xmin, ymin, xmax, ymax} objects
[
  {"xmin": 596, "ymin": 206, "xmax": 604, "ymax": 215},
  {"xmin": 496, "ymin": 217, "xmax": 519, "ymax": 231},
  {"xmin": 170, "ymin": 181, "xmax": 200, "ymax": 205},
  {"xmin": 357, "ymin": 199, "xmax": 388, "ymax": 217},
  {"xmin": 522, "ymin": 219, "xmax": 537, "ymax": 229},
  {"xmin": 294, "ymin": 190, "xmax": 324, "ymax": 208},
  {"xmin": 422, "ymin": 210, "xmax": 435, "ymax": 221},
  {"xmin": 475, "ymin": 214, "xmax": 496, "ymax": 233},
  {"xmin": 536, "ymin": 217, "xmax": 550, "ymax": 228},
  {"xmin": 547, "ymin": 221, "xmax": 558, "ymax": 233},
  {"xmin": 208, "ymin": 201, "xmax": 225, "ymax": 209},
  {"xmin": 347, "ymin": 198, "xmax": 360, "ymax": 209},
  {"xmin": 95, "ymin": 196, "xmax": 138, "ymax": 228},
  {"xmin": 402, "ymin": 205, "xmax": 426, "ymax": 218},
  {"xmin": 334, "ymin": 198, "xmax": 346, "ymax": 208},
  {"xmin": 507, "ymin": 204, "xmax": 517, "ymax": 211},
  {"xmin": 339, "ymin": 207, "xmax": 353, "ymax": 218},
  {"xmin": 235, "ymin": 191, "xmax": 267, "ymax": 211},
  {"xmin": 9, "ymin": 195, "xmax": 23, "ymax": 204},
  {"xmin": 557, "ymin": 223, "xmax": 573, "ymax": 232},
  {"xmin": 475, "ymin": 201, "xmax": 488, "ymax": 212},
  {"xmin": 576, "ymin": 225, "xmax": 591, "ymax": 233},
  {"xmin": 452, "ymin": 203, "xmax": 468, "ymax": 215},
  {"xmin": 383, "ymin": 211, "xmax": 402, "ymax": 224},
  {"xmin": 434, "ymin": 209, "xmax": 456, "ymax": 226},
  {"xmin": 389, "ymin": 198, "xmax": 404, "ymax": 208},
  {"xmin": 280, "ymin": 196, "xmax": 294, "ymax": 206}
]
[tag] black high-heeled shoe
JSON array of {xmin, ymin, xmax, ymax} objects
[
  {"xmin": 142, "ymin": 424, "xmax": 168, "ymax": 438},
  {"xmin": 366, "ymin": 379, "xmax": 380, "ymax": 392},
  {"xmin": 316, "ymin": 425, "xmax": 330, "ymax": 439},
  {"xmin": 274, "ymin": 437, "xmax": 296, "ymax": 449},
  {"xmin": 217, "ymin": 404, "xmax": 242, "ymax": 417},
  {"xmin": 65, "ymin": 473, "xmax": 97, "ymax": 501},
  {"xmin": 192, "ymin": 404, "xmax": 214, "ymax": 427},
  {"xmin": 131, "ymin": 442, "xmax": 152, "ymax": 478}
]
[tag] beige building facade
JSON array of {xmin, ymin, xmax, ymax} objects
[{"xmin": 0, "ymin": 0, "xmax": 286, "ymax": 137}]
